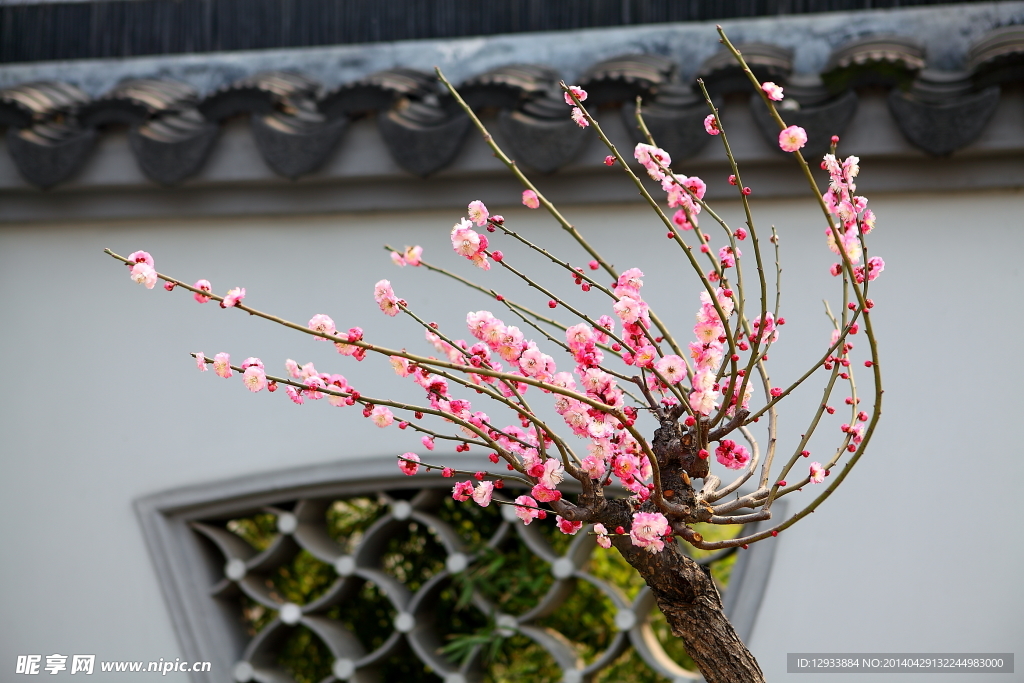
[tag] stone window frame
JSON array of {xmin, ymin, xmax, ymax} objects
[{"xmin": 136, "ymin": 455, "xmax": 782, "ymax": 682}]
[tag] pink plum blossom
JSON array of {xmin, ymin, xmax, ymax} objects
[
  {"xmin": 531, "ymin": 484, "xmax": 561, "ymax": 502},
  {"xmin": 690, "ymin": 388, "xmax": 718, "ymax": 416},
  {"xmin": 303, "ymin": 375, "xmax": 326, "ymax": 399},
  {"xmin": 514, "ymin": 495, "xmax": 543, "ymax": 524},
  {"xmin": 195, "ymin": 352, "xmax": 208, "ymax": 371},
  {"xmin": 581, "ymin": 454, "xmax": 606, "ymax": 479},
  {"xmin": 522, "ymin": 190, "xmax": 540, "ymax": 209},
  {"xmin": 421, "ymin": 435, "xmax": 435, "ymax": 450},
  {"xmin": 672, "ymin": 209, "xmax": 695, "ymax": 231},
  {"xmin": 563, "ymin": 85, "xmax": 587, "ymax": 104},
  {"xmin": 778, "ymin": 125, "xmax": 808, "ymax": 153},
  {"xmin": 704, "ymin": 114, "xmax": 720, "ymax": 135},
  {"xmin": 398, "ymin": 453, "xmax": 420, "ymax": 476},
  {"xmin": 715, "ymin": 439, "xmax": 751, "ymax": 470},
  {"xmin": 654, "ymin": 355, "xmax": 687, "ymax": 384},
  {"xmin": 221, "ymin": 287, "xmax": 245, "ymax": 308},
  {"xmin": 374, "ymin": 279, "xmax": 402, "ymax": 316},
  {"xmin": 390, "ymin": 251, "xmax": 406, "ymax": 266},
  {"xmin": 467, "ymin": 200, "xmax": 489, "ymax": 227},
  {"xmin": 570, "ymin": 107, "xmax": 588, "ymax": 128},
  {"xmin": 761, "ymin": 81, "xmax": 784, "ymax": 101},
  {"xmin": 538, "ymin": 458, "xmax": 564, "ymax": 489},
  {"xmin": 241, "ymin": 357, "xmax": 264, "ymax": 370},
  {"xmin": 630, "ymin": 511, "xmax": 670, "ymax": 553},
  {"xmin": 243, "ymin": 365, "xmax": 267, "ymax": 392},
  {"xmin": 718, "ymin": 245, "xmax": 740, "ymax": 268},
  {"xmin": 404, "ymin": 245, "xmax": 423, "ymax": 266},
  {"xmin": 285, "ymin": 386, "xmax": 304, "ymax": 404},
  {"xmin": 127, "ymin": 250, "xmax": 154, "ymax": 268},
  {"xmin": 866, "ymin": 256, "xmax": 884, "ymax": 281},
  {"xmin": 451, "ymin": 218, "xmax": 482, "ymax": 257},
  {"xmin": 193, "ymin": 279, "xmax": 212, "ymax": 303},
  {"xmin": 634, "ymin": 143, "xmax": 671, "ymax": 181},
  {"xmin": 809, "ymin": 461, "xmax": 826, "ymax": 483},
  {"xmin": 472, "ymin": 481, "xmax": 494, "ymax": 507},
  {"xmin": 593, "ymin": 523, "xmax": 612, "ymax": 549},
  {"xmin": 130, "ymin": 263, "xmax": 158, "ymax": 289},
  {"xmin": 613, "ymin": 296, "xmax": 641, "ymax": 325},
  {"xmin": 390, "ymin": 356, "xmax": 412, "ymax": 377},
  {"xmin": 370, "ymin": 405, "xmax": 394, "ymax": 428},
  {"xmin": 556, "ymin": 516, "xmax": 583, "ymax": 535},
  {"xmin": 452, "ymin": 481, "xmax": 474, "ymax": 502},
  {"xmin": 213, "ymin": 353, "xmax": 232, "ymax": 378},
  {"xmin": 308, "ymin": 314, "xmax": 336, "ymax": 339}
]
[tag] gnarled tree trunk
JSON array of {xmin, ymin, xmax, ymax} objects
[{"xmin": 611, "ymin": 525, "xmax": 764, "ymax": 683}]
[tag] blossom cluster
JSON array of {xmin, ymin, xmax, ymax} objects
[
  {"xmin": 821, "ymin": 154, "xmax": 884, "ymax": 282},
  {"xmin": 563, "ymin": 85, "xmax": 588, "ymax": 128},
  {"xmin": 450, "ymin": 200, "xmax": 493, "ymax": 270},
  {"xmin": 126, "ymin": 250, "xmax": 249, "ymax": 309},
  {"xmin": 119, "ymin": 71, "xmax": 884, "ymax": 562}
]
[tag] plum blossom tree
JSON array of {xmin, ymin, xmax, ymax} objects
[{"xmin": 108, "ymin": 29, "xmax": 882, "ymax": 683}]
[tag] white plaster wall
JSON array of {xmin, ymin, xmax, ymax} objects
[{"xmin": 1, "ymin": 185, "xmax": 1021, "ymax": 680}]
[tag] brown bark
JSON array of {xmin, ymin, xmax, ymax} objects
[
  {"xmin": 554, "ymin": 408, "xmax": 766, "ymax": 679},
  {"xmin": 607, "ymin": 511, "xmax": 765, "ymax": 683}
]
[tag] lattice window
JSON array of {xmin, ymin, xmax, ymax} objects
[{"xmin": 137, "ymin": 457, "xmax": 780, "ymax": 683}]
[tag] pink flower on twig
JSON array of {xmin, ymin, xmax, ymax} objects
[
  {"xmin": 308, "ymin": 314, "xmax": 336, "ymax": 339},
  {"xmin": 778, "ymin": 125, "xmax": 807, "ymax": 153},
  {"xmin": 761, "ymin": 81, "xmax": 784, "ymax": 101},
  {"xmin": 398, "ymin": 453, "xmax": 420, "ymax": 476},
  {"xmin": 130, "ymin": 263, "xmax": 158, "ymax": 289},
  {"xmin": 193, "ymin": 279, "xmax": 212, "ymax": 303},
  {"xmin": 221, "ymin": 287, "xmax": 245, "ymax": 308},
  {"xmin": 243, "ymin": 365, "xmax": 267, "ymax": 392},
  {"xmin": 467, "ymin": 200, "xmax": 489, "ymax": 227},
  {"xmin": 630, "ymin": 511, "xmax": 670, "ymax": 553},
  {"xmin": 452, "ymin": 480, "xmax": 474, "ymax": 502},
  {"xmin": 213, "ymin": 353, "xmax": 232, "ymax": 378},
  {"xmin": 369, "ymin": 405, "xmax": 394, "ymax": 428},
  {"xmin": 514, "ymin": 495, "xmax": 543, "ymax": 524},
  {"xmin": 556, "ymin": 516, "xmax": 583, "ymax": 535},
  {"xmin": 563, "ymin": 85, "xmax": 587, "ymax": 105},
  {"xmin": 472, "ymin": 481, "xmax": 494, "ymax": 507}
]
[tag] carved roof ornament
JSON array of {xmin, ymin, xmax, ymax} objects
[
  {"xmin": 0, "ymin": 23, "xmax": 1020, "ymax": 189},
  {"xmin": 697, "ymin": 43, "xmax": 794, "ymax": 100},
  {"xmin": 821, "ymin": 35, "xmax": 926, "ymax": 93},
  {"xmin": 579, "ymin": 53, "xmax": 678, "ymax": 106},
  {"xmin": 967, "ymin": 25, "xmax": 1024, "ymax": 89},
  {"xmin": 457, "ymin": 64, "xmax": 559, "ymax": 111},
  {"xmin": 888, "ymin": 69, "xmax": 1000, "ymax": 157},
  {"xmin": 2, "ymin": 81, "xmax": 94, "ymax": 189}
]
